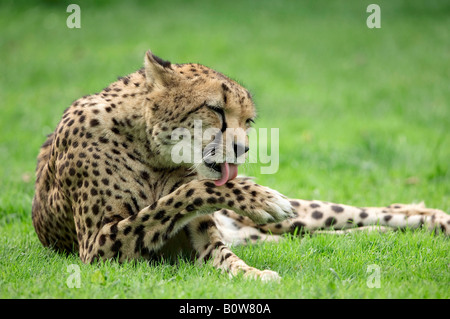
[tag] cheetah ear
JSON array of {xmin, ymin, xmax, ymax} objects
[{"xmin": 144, "ymin": 50, "xmax": 173, "ymax": 89}]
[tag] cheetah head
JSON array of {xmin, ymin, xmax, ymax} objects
[{"xmin": 143, "ymin": 51, "xmax": 256, "ymax": 186}]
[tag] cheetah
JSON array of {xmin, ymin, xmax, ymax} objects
[{"xmin": 32, "ymin": 50, "xmax": 450, "ymax": 281}]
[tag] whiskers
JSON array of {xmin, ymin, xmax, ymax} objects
[
  {"xmin": 184, "ymin": 143, "xmax": 219, "ymax": 177},
  {"xmin": 182, "ymin": 140, "xmax": 257, "ymax": 178},
  {"xmin": 186, "ymin": 161, "xmax": 202, "ymax": 177}
]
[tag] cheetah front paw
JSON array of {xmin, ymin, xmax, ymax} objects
[
  {"xmin": 230, "ymin": 181, "xmax": 295, "ymax": 224},
  {"xmin": 243, "ymin": 269, "xmax": 281, "ymax": 282}
]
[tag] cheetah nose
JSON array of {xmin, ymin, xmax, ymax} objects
[{"xmin": 233, "ymin": 142, "xmax": 249, "ymax": 158}]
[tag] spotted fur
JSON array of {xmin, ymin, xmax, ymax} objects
[{"xmin": 32, "ymin": 50, "xmax": 450, "ymax": 281}]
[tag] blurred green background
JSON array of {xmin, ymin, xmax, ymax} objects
[
  {"xmin": 0, "ymin": 0, "xmax": 449, "ymax": 298},
  {"xmin": 1, "ymin": 0, "xmax": 449, "ymax": 204}
]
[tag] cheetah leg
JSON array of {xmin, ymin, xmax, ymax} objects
[
  {"xmin": 213, "ymin": 200, "xmax": 449, "ymax": 241},
  {"xmin": 258, "ymin": 199, "xmax": 450, "ymax": 236},
  {"xmin": 213, "ymin": 209, "xmax": 282, "ymax": 245},
  {"xmin": 312, "ymin": 226, "xmax": 394, "ymax": 235},
  {"xmin": 188, "ymin": 215, "xmax": 281, "ymax": 281},
  {"xmin": 83, "ymin": 179, "xmax": 294, "ymax": 264}
]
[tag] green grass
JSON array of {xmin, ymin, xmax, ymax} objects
[{"xmin": 0, "ymin": 0, "xmax": 449, "ymax": 299}]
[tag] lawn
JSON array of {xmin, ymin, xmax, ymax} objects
[{"xmin": 0, "ymin": 0, "xmax": 449, "ymax": 299}]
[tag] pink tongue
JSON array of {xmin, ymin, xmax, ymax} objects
[{"xmin": 214, "ymin": 163, "xmax": 239, "ymax": 186}]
